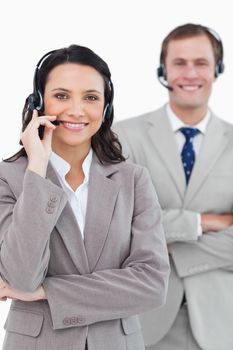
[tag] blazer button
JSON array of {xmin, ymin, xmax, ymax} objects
[
  {"xmin": 63, "ymin": 317, "xmax": 71, "ymax": 326},
  {"xmin": 70, "ymin": 317, "xmax": 78, "ymax": 325},
  {"xmin": 77, "ymin": 316, "xmax": 86, "ymax": 324},
  {"xmin": 46, "ymin": 207, "xmax": 54, "ymax": 214},
  {"xmin": 50, "ymin": 195, "xmax": 58, "ymax": 202},
  {"xmin": 47, "ymin": 201, "xmax": 56, "ymax": 208}
]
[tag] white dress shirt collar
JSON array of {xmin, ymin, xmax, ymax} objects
[
  {"xmin": 166, "ymin": 103, "xmax": 211, "ymax": 134},
  {"xmin": 50, "ymin": 149, "xmax": 93, "ymax": 191}
]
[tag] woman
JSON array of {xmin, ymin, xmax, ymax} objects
[{"xmin": 0, "ymin": 45, "xmax": 169, "ymax": 350}]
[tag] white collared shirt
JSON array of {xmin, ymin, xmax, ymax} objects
[
  {"xmin": 50, "ymin": 149, "xmax": 93, "ymax": 238},
  {"xmin": 166, "ymin": 103, "xmax": 211, "ymax": 155}
]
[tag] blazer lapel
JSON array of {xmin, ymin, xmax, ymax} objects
[
  {"xmin": 84, "ymin": 155, "xmax": 120, "ymax": 272},
  {"xmin": 147, "ymin": 107, "xmax": 186, "ymax": 199},
  {"xmin": 184, "ymin": 115, "xmax": 230, "ymax": 206},
  {"xmin": 46, "ymin": 163, "xmax": 90, "ymax": 275}
]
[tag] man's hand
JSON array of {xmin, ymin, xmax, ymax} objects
[{"xmin": 201, "ymin": 214, "xmax": 233, "ymax": 233}]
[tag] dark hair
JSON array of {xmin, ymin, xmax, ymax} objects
[
  {"xmin": 159, "ymin": 23, "xmax": 223, "ymax": 68},
  {"xmin": 5, "ymin": 44, "xmax": 125, "ymax": 164}
]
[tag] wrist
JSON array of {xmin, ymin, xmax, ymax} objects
[{"xmin": 27, "ymin": 159, "xmax": 48, "ymax": 178}]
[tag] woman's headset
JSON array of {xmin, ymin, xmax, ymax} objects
[{"xmin": 27, "ymin": 49, "xmax": 114, "ymax": 121}]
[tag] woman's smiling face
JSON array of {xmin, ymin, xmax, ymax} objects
[{"xmin": 43, "ymin": 63, "xmax": 105, "ymax": 154}]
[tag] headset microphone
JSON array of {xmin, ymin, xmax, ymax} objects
[{"xmin": 51, "ymin": 120, "xmax": 60, "ymax": 126}]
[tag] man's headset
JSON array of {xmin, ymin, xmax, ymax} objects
[
  {"xmin": 27, "ymin": 49, "xmax": 114, "ymax": 122},
  {"xmin": 157, "ymin": 25, "xmax": 225, "ymax": 91}
]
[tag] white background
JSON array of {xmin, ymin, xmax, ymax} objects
[{"xmin": 0, "ymin": 0, "xmax": 233, "ymax": 346}]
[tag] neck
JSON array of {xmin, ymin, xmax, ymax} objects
[{"xmin": 169, "ymin": 103, "xmax": 208, "ymax": 126}]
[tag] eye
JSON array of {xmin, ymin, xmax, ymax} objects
[
  {"xmin": 174, "ymin": 61, "xmax": 185, "ymax": 66},
  {"xmin": 54, "ymin": 93, "xmax": 68, "ymax": 100},
  {"xmin": 196, "ymin": 61, "xmax": 208, "ymax": 66},
  {"xmin": 85, "ymin": 95, "xmax": 98, "ymax": 101}
]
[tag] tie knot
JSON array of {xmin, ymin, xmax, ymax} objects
[{"xmin": 179, "ymin": 127, "xmax": 200, "ymax": 141}]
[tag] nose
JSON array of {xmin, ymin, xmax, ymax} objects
[
  {"xmin": 183, "ymin": 63, "xmax": 198, "ymax": 79},
  {"xmin": 66, "ymin": 98, "xmax": 85, "ymax": 118}
]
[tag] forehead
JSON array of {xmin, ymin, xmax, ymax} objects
[
  {"xmin": 46, "ymin": 63, "xmax": 105, "ymax": 90},
  {"xmin": 165, "ymin": 35, "xmax": 215, "ymax": 62}
]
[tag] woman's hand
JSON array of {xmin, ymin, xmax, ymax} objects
[
  {"xmin": 0, "ymin": 278, "xmax": 46, "ymax": 302},
  {"xmin": 0, "ymin": 278, "xmax": 8, "ymax": 301},
  {"xmin": 21, "ymin": 110, "xmax": 57, "ymax": 178}
]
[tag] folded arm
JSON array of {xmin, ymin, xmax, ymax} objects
[
  {"xmin": 1, "ymin": 167, "xmax": 170, "ymax": 330},
  {"xmin": 170, "ymin": 225, "xmax": 233, "ymax": 277}
]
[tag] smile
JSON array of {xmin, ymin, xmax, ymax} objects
[
  {"xmin": 179, "ymin": 85, "xmax": 202, "ymax": 91},
  {"xmin": 59, "ymin": 121, "xmax": 89, "ymax": 130}
]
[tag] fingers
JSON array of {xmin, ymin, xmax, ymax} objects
[
  {"xmin": 31, "ymin": 111, "xmax": 57, "ymax": 131},
  {"xmin": 42, "ymin": 126, "xmax": 54, "ymax": 147}
]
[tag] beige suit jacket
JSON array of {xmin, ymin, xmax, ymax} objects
[
  {"xmin": 0, "ymin": 153, "xmax": 169, "ymax": 350},
  {"xmin": 114, "ymin": 105, "xmax": 233, "ymax": 350}
]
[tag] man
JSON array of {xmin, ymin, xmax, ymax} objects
[{"xmin": 114, "ymin": 23, "xmax": 233, "ymax": 350}]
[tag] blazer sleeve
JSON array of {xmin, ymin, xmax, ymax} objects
[
  {"xmin": 43, "ymin": 167, "xmax": 170, "ymax": 330},
  {"xmin": 0, "ymin": 170, "xmax": 67, "ymax": 292},
  {"xmin": 170, "ymin": 226, "xmax": 233, "ymax": 277},
  {"xmin": 162, "ymin": 209, "xmax": 200, "ymax": 242}
]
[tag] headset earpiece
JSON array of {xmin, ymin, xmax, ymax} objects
[
  {"xmin": 102, "ymin": 80, "xmax": 114, "ymax": 122},
  {"xmin": 27, "ymin": 90, "xmax": 43, "ymax": 112},
  {"xmin": 204, "ymin": 26, "xmax": 224, "ymax": 78},
  {"xmin": 27, "ymin": 94, "xmax": 37, "ymax": 111},
  {"xmin": 215, "ymin": 60, "xmax": 225, "ymax": 77},
  {"xmin": 157, "ymin": 64, "xmax": 167, "ymax": 81},
  {"xmin": 102, "ymin": 103, "xmax": 110, "ymax": 122}
]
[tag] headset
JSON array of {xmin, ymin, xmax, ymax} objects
[
  {"xmin": 157, "ymin": 25, "xmax": 225, "ymax": 90},
  {"xmin": 27, "ymin": 49, "xmax": 114, "ymax": 122}
]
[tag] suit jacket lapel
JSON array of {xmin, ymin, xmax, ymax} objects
[
  {"xmin": 184, "ymin": 115, "xmax": 230, "ymax": 206},
  {"xmin": 46, "ymin": 163, "xmax": 90, "ymax": 274},
  {"xmin": 147, "ymin": 107, "xmax": 186, "ymax": 199},
  {"xmin": 84, "ymin": 155, "xmax": 120, "ymax": 272}
]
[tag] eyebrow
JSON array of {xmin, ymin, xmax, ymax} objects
[
  {"xmin": 51, "ymin": 88, "xmax": 103, "ymax": 94},
  {"xmin": 172, "ymin": 57, "xmax": 209, "ymax": 62}
]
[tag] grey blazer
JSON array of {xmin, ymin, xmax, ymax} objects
[
  {"xmin": 0, "ymin": 153, "xmax": 169, "ymax": 350},
  {"xmin": 114, "ymin": 105, "xmax": 233, "ymax": 350}
]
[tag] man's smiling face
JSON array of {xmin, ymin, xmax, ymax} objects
[{"xmin": 165, "ymin": 35, "xmax": 216, "ymax": 116}]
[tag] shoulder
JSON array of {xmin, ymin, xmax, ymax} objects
[
  {"xmin": 219, "ymin": 118, "xmax": 233, "ymax": 131},
  {"xmin": 113, "ymin": 105, "xmax": 166, "ymax": 133},
  {"xmin": 210, "ymin": 112, "xmax": 233, "ymax": 130},
  {"xmin": 110, "ymin": 161, "xmax": 157, "ymax": 202},
  {"xmin": 115, "ymin": 159, "xmax": 147, "ymax": 172},
  {"xmin": 108, "ymin": 161, "xmax": 151, "ymax": 185}
]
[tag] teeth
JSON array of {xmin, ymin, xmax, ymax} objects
[
  {"xmin": 182, "ymin": 86, "xmax": 199, "ymax": 91},
  {"xmin": 63, "ymin": 122, "xmax": 86, "ymax": 128}
]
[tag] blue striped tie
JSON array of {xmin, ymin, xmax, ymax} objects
[{"xmin": 179, "ymin": 127, "xmax": 200, "ymax": 184}]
